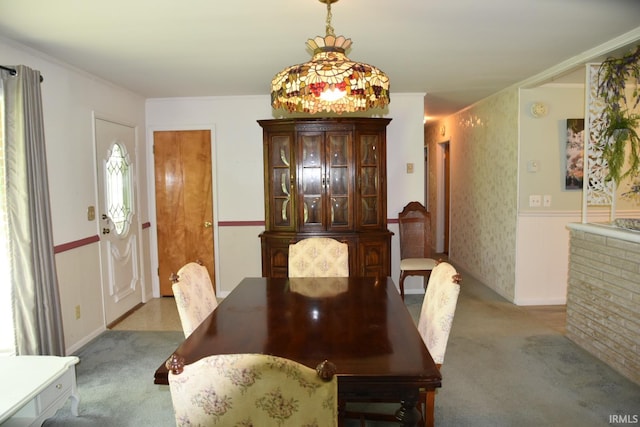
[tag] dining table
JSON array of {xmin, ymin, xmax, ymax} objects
[{"xmin": 154, "ymin": 276, "xmax": 441, "ymax": 426}]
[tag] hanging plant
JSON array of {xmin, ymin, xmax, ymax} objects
[{"xmin": 596, "ymin": 44, "xmax": 640, "ymax": 186}]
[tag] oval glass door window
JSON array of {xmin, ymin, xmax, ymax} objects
[{"xmin": 105, "ymin": 142, "xmax": 133, "ymax": 235}]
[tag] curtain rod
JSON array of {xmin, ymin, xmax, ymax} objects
[{"xmin": 1, "ymin": 65, "xmax": 44, "ymax": 82}]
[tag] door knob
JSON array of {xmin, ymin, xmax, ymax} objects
[{"xmin": 204, "ymin": 221, "xmax": 212, "ymax": 228}]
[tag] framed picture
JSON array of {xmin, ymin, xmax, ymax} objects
[{"xmin": 565, "ymin": 118, "xmax": 584, "ymax": 190}]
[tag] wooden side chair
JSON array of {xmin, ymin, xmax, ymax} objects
[
  {"xmin": 166, "ymin": 353, "xmax": 338, "ymax": 427},
  {"xmin": 288, "ymin": 237, "xmax": 349, "ymax": 277},
  {"xmin": 398, "ymin": 201, "xmax": 437, "ymax": 299},
  {"xmin": 170, "ymin": 260, "xmax": 218, "ymax": 338},
  {"xmin": 416, "ymin": 261, "xmax": 462, "ymax": 426}
]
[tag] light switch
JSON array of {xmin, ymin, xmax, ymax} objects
[
  {"xmin": 527, "ymin": 160, "xmax": 540, "ymax": 173},
  {"xmin": 87, "ymin": 206, "xmax": 95, "ymax": 221},
  {"xmin": 406, "ymin": 163, "xmax": 414, "ymax": 174},
  {"xmin": 529, "ymin": 195, "xmax": 541, "ymax": 208}
]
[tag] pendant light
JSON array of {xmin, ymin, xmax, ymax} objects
[{"xmin": 270, "ymin": 0, "xmax": 390, "ymax": 114}]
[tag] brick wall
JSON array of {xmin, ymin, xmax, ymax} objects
[{"xmin": 566, "ymin": 227, "xmax": 640, "ymax": 385}]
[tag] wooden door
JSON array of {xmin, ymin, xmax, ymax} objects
[
  {"xmin": 95, "ymin": 118, "xmax": 143, "ymax": 323},
  {"xmin": 153, "ymin": 130, "xmax": 215, "ymax": 296}
]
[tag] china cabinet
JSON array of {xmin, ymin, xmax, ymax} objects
[{"xmin": 258, "ymin": 118, "xmax": 392, "ymax": 278}]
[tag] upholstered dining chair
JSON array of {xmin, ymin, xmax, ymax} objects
[
  {"xmin": 416, "ymin": 261, "xmax": 462, "ymax": 427},
  {"xmin": 288, "ymin": 237, "xmax": 349, "ymax": 277},
  {"xmin": 398, "ymin": 201, "xmax": 437, "ymax": 300},
  {"xmin": 166, "ymin": 353, "xmax": 338, "ymax": 427},
  {"xmin": 170, "ymin": 260, "xmax": 218, "ymax": 338}
]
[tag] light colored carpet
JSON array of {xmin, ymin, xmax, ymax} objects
[
  {"xmin": 43, "ymin": 330, "xmax": 182, "ymax": 427},
  {"xmin": 45, "ymin": 271, "xmax": 640, "ymax": 426}
]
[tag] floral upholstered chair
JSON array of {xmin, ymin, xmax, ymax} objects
[
  {"xmin": 417, "ymin": 261, "xmax": 462, "ymax": 427},
  {"xmin": 171, "ymin": 261, "xmax": 218, "ymax": 338},
  {"xmin": 288, "ymin": 237, "xmax": 349, "ymax": 278},
  {"xmin": 167, "ymin": 353, "xmax": 338, "ymax": 427}
]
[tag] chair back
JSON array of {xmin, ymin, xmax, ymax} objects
[
  {"xmin": 417, "ymin": 262, "xmax": 461, "ymax": 365},
  {"xmin": 172, "ymin": 261, "xmax": 218, "ymax": 337},
  {"xmin": 398, "ymin": 201, "xmax": 432, "ymax": 259},
  {"xmin": 168, "ymin": 353, "xmax": 337, "ymax": 427},
  {"xmin": 288, "ymin": 237, "xmax": 349, "ymax": 277}
]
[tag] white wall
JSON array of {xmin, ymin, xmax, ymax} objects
[
  {"xmin": 515, "ymin": 81, "xmax": 640, "ymax": 305},
  {"xmin": 1, "ymin": 37, "xmax": 148, "ymax": 353},
  {"xmin": 146, "ymin": 93, "xmax": 427, "ymax": 296},
  {"xmin": 515, "ymin": 84, "xmax": 585, "ymax": 304}
]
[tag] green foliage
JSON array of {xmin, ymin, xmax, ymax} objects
[{"xmin": 596, "ymin": 45, "xmax": 640, "ymax": 185}]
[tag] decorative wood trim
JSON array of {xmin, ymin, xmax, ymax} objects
[
  {"xmin": 217, "ymin": 220, "xmax": 265, "ymax": 227},
  {"xmin": 315, "ymin": 360, "xmax": 337, "ymax": 381},
  {"xmin": 166, "ymin": 353, "xmax": 186, "ymax": 375},
  {"xmin": 54, "ymin": 235, "xmax": 100, "ymax": 254},
  {"xmin": 218, "ymin": 220, "xmax": 399, "ymax": 226}
]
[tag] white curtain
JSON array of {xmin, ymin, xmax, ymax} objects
[
  {"xmin": 0, "ymin": 65, "xmax": 65, "ymax": 356},
  {"xmin": 0, "ymin": 70, "xmax": 14, "ymax": 355}
]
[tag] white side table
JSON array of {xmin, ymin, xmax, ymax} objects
[{"xmin": 0, "ymin": 355, "xmax": 80, "ymax": 426}]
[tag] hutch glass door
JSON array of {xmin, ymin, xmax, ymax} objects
[
  {"xmin": 298, "ymin": 131, "xmax": 352, "ymax": 231},
  {"xmin": 359, "ymin": 134, "xmax": 382, "ymax": 227}
]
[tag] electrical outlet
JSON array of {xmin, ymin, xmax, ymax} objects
[
  {"xmin": 75, "ymin": 305, "xmax": 81, "ymax": 320},
  {"xmin": 543, "ymin": 195, "xmax": 552, "ymax": 207}
]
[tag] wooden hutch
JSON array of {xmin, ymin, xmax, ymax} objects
[{"xmin": 259, "ymin": 118, "xmax": 392, "ymax": 278}]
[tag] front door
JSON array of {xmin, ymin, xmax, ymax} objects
[
  {"xmin": 153, "ymin": 130, "xmax": 215, "ymax": 296},
  {"xmin": 95, "ymin": 118, "xmax": 143, "ymax": 324}
]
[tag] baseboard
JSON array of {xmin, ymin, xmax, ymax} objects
[
  {"xmin": 513, "ymin": 297, "xmax": 567, "ymax": 306},
  {"xmin": 66, "ymin": 326, "xmax": 105, "ymax": 355}
]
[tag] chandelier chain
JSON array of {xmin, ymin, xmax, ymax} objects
[
  {"xmin": 325, "ymin": 2, "xmax": 335, "ymax": 37},
  {"xmin": 270, "ymin": 0, "xmax": 390, "ymax": 114}
]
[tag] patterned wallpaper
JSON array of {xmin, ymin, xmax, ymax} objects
[{"xmin": 426, "ymin": 88, "xmax": 519, "ymax": 301}]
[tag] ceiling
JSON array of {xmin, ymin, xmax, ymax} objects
[{"xmin": 0, "ymin": 0, "xmax": 639, "ymax": 119}]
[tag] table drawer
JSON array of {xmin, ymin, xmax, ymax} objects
[{"xmin": 37, "ymin": 368, "xmax": 74, "ymax": 413}]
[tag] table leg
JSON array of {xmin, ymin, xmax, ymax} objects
[
  {"xmin": 337, "ymin": 399, "xmax": 345, "ymax": 427},
  {"xmin": 395, "ymin": 397, "xmax": 422, "ymax": 427},
  {"xmin": 70, "ymin": 370, "xmax": 80, "ymax": 416}
]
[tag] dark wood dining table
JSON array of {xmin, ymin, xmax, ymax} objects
[{"xmin": 154, "ymin": 276, "xmax": 441, "ymax": 426}]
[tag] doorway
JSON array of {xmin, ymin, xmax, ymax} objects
[
  {"xmin": 95, "ymin": 117, "xmax": 143, "ymax": 324},
  {"xmin": 153, "ymin": 130, "xmax": 216, "ymax": 296},
  {"xmin": 443, "ymin": 142, "xmax": 450, "ymax": 255},
  {"xmin": 435, "ymin": 141, "xmax": 450, "ymax": 255}
]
